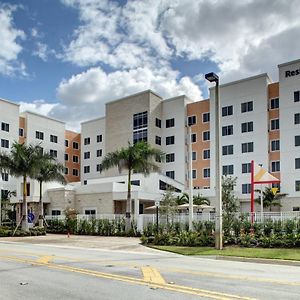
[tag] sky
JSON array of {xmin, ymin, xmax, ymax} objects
[{"xmin": 1, "ymin": 0, "xmax": 300, "ymax": 131}]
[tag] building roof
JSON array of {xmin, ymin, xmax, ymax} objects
[
  {"xmin": 0, "ymin": 97, "xmax": 20, "ymax": 107},
  {"xmin": 105, "ymin": 89, "xmax": 163, "ymax": 105},
  {"xmin": 278, "ymin": 58, "xmax": 300, "ymax": 68},
  {"xmin": 81, "ymin": 116, "xmax": 105, "ymax": 125},
  {"xmin": 21, "ymin": 111, "xmax": 65, "ymax": 124}
]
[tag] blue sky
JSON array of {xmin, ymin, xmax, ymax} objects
[{"xmin": 1, "ymin": 0, "xmax": 300, "ymax": 130}]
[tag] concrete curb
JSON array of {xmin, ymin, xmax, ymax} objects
[{"xmin": 215, "ymin": 255, "xmax": 300, "ymax": 267}]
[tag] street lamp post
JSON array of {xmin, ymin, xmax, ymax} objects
[
  {"xmin": 205, "ymin": 72, "xmax": 222, "ymax": 250},
  {"xmin": 188, "ymin": 124, "xmax": 193, "ymax": 231}
]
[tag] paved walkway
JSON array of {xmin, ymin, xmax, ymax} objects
[{"xmin": 0, "ymin": 234, "xmax": 157, "ymax": 253}]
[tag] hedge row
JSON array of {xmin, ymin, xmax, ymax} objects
[{"xmin": 0, "ymin": 226, "xmax": 46, "ymax": 237}]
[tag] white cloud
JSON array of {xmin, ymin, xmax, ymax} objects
[
  {"xmin": 52, "ymin": 65, "xmax": 202, "ymax": 130},
  {"xmin": 32, "ymin": 42, "xmax": 50, "ymax": 61},
  {"xmin": 19, "ymin": 100, "xmax": 59, "ymax": 116},
  {"xmin": 0, "ymin": 4, "xmax": 26, "ymax": 76}
]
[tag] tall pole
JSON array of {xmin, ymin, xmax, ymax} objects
[
  {"xmin": 214, "ymin": 80, "xmax": 222, "ymax": 250},
  {"xmin": 188, "ymin": 125, "xmax": 193, "ymax": 231},
  {"xmin": 250, "ymin": 160, "xmax": 254, "ymax": 224}
]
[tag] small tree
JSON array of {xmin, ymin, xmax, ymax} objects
[
  {"xmin": 159, "ymin": 189, "xmax": 178, "ymax": 225},
  {"xmin": 255, "ymin": 187, "xmax": 287, "ymax": 211},
  {"xmin": 176, "ymin": 192, "xmax": 210, "ymax": 206},
  {"xmin": 0, "ymin": 190, "xmax": 16, "ymax": 226},
  {"xmin": 222, "ymin": 176, "xmax": 239, "ymax": 236}
]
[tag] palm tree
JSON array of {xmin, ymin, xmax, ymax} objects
[
  {"xmin": 0, "ymin": 142, "xmax": 42, "ymax": 231},
  {"xmin": 255, "ymin": 187, "xmax": 287, "ymax": 211},
  {"xmin": 176, "ymin": 192, "xmax": 210, "ymax": 206},
  {"xmin": 101, "ymin": 141, "xmax": 164, "ymax": 231},
  {"xmin": 34, "ymin": 152, "xmax": 66, "ymax": 227}
]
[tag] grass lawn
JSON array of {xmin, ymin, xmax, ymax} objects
[{"xmin": 151, "ymin": 245, "xmax": 300, "ymax": 261}]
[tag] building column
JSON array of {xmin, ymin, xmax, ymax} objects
[{"xmin": 134, "ymin": 198, "xmax": 139, "ymax": 221}]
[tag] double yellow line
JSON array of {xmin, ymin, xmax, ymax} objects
[{"xmin": 0, "ymin": 254, "xmax": 256, "ymax": 300}]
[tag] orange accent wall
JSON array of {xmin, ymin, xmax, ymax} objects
[
  {"xmin": 19, "ymin": 117, "xmax": 25, "ymax": 144},
  {"xmin": 65, "ymin": 130, "xmax": 81, "ymax": 182},
  {"xmin": 187, "ymin": 99, "xmax": 210, "ymax": 188},
  {"xmin": 268, "ymin": 82, "xmax": 280, "ymax": 179}
]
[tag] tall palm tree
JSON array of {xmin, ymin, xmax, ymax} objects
[
  {"xmin": 101, "ymin": 141, "xmax": 164, "ymax": 231},
  {"xmin": 176, "ymin": 192, "xmax": 210, "ymax": 206},
  {"xmin": 0, "ymin": 142, "xmax": 42, "ymax": 231},
  {"xmin": 255, "ymin": 187, "xmax": 288, "ymax": 211},
  {"xmin": 34, "ymin": 153, "xmax": 66, "ymax": 227}
]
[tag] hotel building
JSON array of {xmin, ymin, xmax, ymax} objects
[{"xmin": 1, "ymin": 58, "xmax": 300, "ymax": 217}]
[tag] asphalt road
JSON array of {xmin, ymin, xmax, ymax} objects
[{"xmin": 0, "ymin": 235, "xmax": 300, "ymax": 300}]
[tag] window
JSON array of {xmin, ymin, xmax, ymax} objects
[
  {"xmin": 241, "ymin": 101, "xmax": 253, "ymax": 113},
  {"xmin": 203, "ymin": 149, "xmax": 210, "ymax": 159},
  {"xmin": 84, "ymin": 137, "xmax": 91, "ymax": 145},
  {"xmin": 203, "ymin": 168, "xmax": 210, "ymax": 178},
  {"xmin": 85, "ymin": 209, "xmax": 96, "ymax": 215},
  {"xmin": 64, "ymin": 168, "xmax": 68, "ymax": 175},
  {"xmin": 155, "ymin": 118, "xmax": 161, "ymax": 128},
  {"xmin": 83, "ymin": 180, "xmax": 87, "ymax": 185},
  {"xmin": 84, "ymin": 151, "xmax": 90, "ymax": 159},
  {"xmin": 241, "ymin": 121, "xmax": 253, "ymax": 133},
  {"xmin": 50, "ymin": 134, "xmax": 58, "ymax": 143},
  {"xmin": 202, "ymin": 112, "xmax": 210, "ymax": 123},
  {"xmin": 241, "ymin": 142, "xmax": 254, "ymax": 153},
  {"xmin": 36, "ymin": 131, "xmax": 44, "ymax": 140},
  {"xmin": 96, "ymin": 134, "xmax": 102, "ymax": 143},
  {"xmin": 294, "ymin": 91, "xmax": 300, "ymax": 102},
  {"xmin": 166, "ymin": 136, "xmax": 175, "ymax": 145},
  {"xmin": 166, "ymin": 118, "xmax": 175, "ymax": 128},
  {"xmin": 1, "ymin": 173, "xmax": 8, "ymax": 181},
  {"xmin": 50, "ymin": 149, "xmax": 57, "ymax": 158},
  {"xmin": 19, "ymin": 128, "xmax": 24, "ymax": 137},
  {"xmin": 65, "ymin": 140, "xmax": 69, "ymax": 147},
  {"xmin": 293, "ymin": 207, "xmax": 300, "ymax": 211},
  {"xmin": 166, "ymin": 171, "xmax": 175, "ymax": 179},
  {"xmin": 52, "ymin": 210, "xmax": 61, "ymax": 216},
  {"xmin": 270, "ymin": 98, "xmax": 279, "ymax": 109},
  {"xmin": 222, "ymin": 145, "xmax": 234, "ymax": 155},
  {"xmin": 73, "ymin": 142, "xmax": 79, "ymax": 149},
  {"xmin": 222, "ymin": 105, "xmax": 233, "ymax": 116},
  {"xmin": 96, "ymin": 149, "xmax": 102, "ymax": 157},
  {"xmin": 271, "ymin": 140, "xmax": 280, "ymax": 151},
  {"xmin": 1, "ymin": 139, "xmax": 9, "ymax": 148},
  {"xmin": 192, "ymin": 169, "xmax": 197, "ymax": 179},
  {"xmin": 65, "ymin": 154, "xmax": 69, "ymax": 161},
  {"xmin": 270, "ymin": 119, "xmax": 279, "ymax": 130},
  {"xmin": 295, "ymin": 113, "xmax": 300, "ymax": 125},
  {"xmin": 133, "ymin": 111, "xmax": 147, "ymax": 130},
  {"xmin": 133, "ymin": 129, "xmax": 147, "ymax": 143},
  {"xmin": 166, "ymin": 153, "xmax": 175, "ymax": 163},
  {"xmin": 242, "ymin": 184, "xmax": 251, "ymax": 194},
  {"xmin": 84, "ymin": 166, "xmax": 90, "ymax": 173},
  {"xmin": 271, "ymin": 161, "xmax": 280, "ymax": 172},
  {"xmin": 191, "ymin": 133, "xmax": 197, "ymax": 143},
  {"xmin": 1, "ymin": 122, "xmax": 9, "ymax": 132},
  {"xmin": 155, "ymin": 136, "xmax": 161, "ymax": 145},
  {"xmin": 96, "ymin": 164, "xmax": 102, "ymax": 172},
  {"xmin": 188, "ymin": 115, "xmax": 196, "ymax": 126},
  {"xmin": 1, "ymin": 189, "xmax": 9, "ymax": 199},
  {"xmin": 192, "ymin": 151, "xmax": 197, "ymax": 161},
  {"xmin": 296, "ymin": 180, "xmax": 300, "ymax": 192},
  {"xmin": 222, "ymin": 125, "xmax": 233, "ymax": 136},
  {"xmin": 242, "ymin": 163, "xmax": 251, "ymax": 174},
  {"xmin": 203, "ymin": 131, "xmax": 210, "ymax": 141},
  {"xmin": 223, "ymin": 165, "xmax": 234, "ymax": 175},
  {"xmin": 295, "ymin": 158, "xmax": 300, "ymax": 169},
  {"xmin": 295, "ymin": 136, "xmax": 300, "ymax": 146},
  {"xmin": 73, "ymin": 155, "xmax": 79, "ymax": 163},
  {"xmin": 72, "ymin": 169, "xmax": 79, "ymax": 176}
]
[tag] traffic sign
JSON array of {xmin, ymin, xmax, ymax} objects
[
  {"xmin": 271, "ymin": 187, "xmax": 278, "ymax": 195},
  {"xmin": 155, "ymin": 201, "xmax": 160, "ymax": 207}
]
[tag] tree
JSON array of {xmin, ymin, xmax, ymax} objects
[
  {"xmin": 101, "ymin": 141, "xmax": 164, "ymax": 231},
  {"xmin": 255, "ymin": 187, "xmax": 287, "ymax": 211},
  {"xmin": 176, "ymin": 192, "xmax": 210, "ymax": 206},
  {"xmin": 0, "ymin": 190, "xmax": 16, "ymax": 226},
  {"xmin": 222, "ymin": 176, "xmax": 239, "ymax": 236},
  {"xmin": 0, "ymin": 142, "xmax": 42, "ymax": 231},
  {"xmin": 34, "ymin": 152, "xmax": 66, "ymax": 227},
  {"xmin": 159, "ymin": 189, "xmax": 178, "ymax": 224}
]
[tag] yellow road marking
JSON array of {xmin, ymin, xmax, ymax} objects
[
  {"xmin": 141, "ymin": 266, "xmax": 166, "ymax": 284},
  {"xmin": 36, "ymin": 256, "xmax": 54, "ymax": 264},
  {"xmin": 0, "ymin": 247, "xmax": 299, "ymax": 287},
  {"xmin": 0, "ymin": 254, "xmax": 256, "ymax": 300}
]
